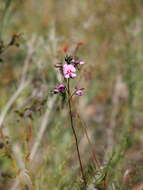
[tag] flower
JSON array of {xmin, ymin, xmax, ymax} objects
[
  {"xmin": 53, "ymin": 84, "xmax": 66, "ymax": 94},
  {"xmin": 64, "ymin": 55, "xmax": 85, "ymax": 67},
  {"xmin": 53, "ymin": 88, "xmax": 59, "ymax": 94},
  {"xmin": 63, "ymin": 64, "xmax": 76, "ymax": 78},
  {"xmin": 57, "ymin": 84, "xmax": 66, "ymax": 91},
  {"xmin": 71, "ymin": 59, "xmax": 85, "ymax": 67},
  {"xmin": 75, "ymin": 88, "xmax": 84, "ymax": 96}
]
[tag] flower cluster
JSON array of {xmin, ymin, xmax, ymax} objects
[
  {"xmin": 63, "ymin": 64, "xmax": 76, "ymax": 79},
  {"xmin": 63, "ymin": 56, "xmax": 85, "ymax": 79},
  {"xmin": 53, "ymin": 55, "xmax": 85, "ymax": 96}
]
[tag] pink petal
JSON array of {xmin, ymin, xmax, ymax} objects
[
  {"xmin": 65, "ymin": 74, "xmax": 70, "ymax": 78},
  {"xmin": 71, "ymin": 73, "xmax": 76, "ymax": 78},
  {"xmin": 75, "ymin": 90, "xmax": 83, "ymax": 96},
  {"xmin": 57, "ymin": 84, "xmax": 66, "ymax": 91},
  {"xmin": 69, "ymin": 64, "xmax": 76, "ymax": 72},
  {"xmin": 63, "ymin": 64, "xmax": 68, "ymax": 73},
  {"xmin": 79, "ymin": 61, "xmax": 85, "ymax": 65}
]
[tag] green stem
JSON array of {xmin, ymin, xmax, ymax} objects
[{"xmin": 67, "ymin": 79, "xmax": 87, "ymax": 188}]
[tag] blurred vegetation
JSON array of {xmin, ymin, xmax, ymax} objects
[{"xmin": 0, "ymin": 0, "xmax": 143, "ymax": 189}]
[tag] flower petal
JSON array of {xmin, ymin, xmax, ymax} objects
[
  {"xmin": 79, "ymin": 61, "xmax": 85, "ymax": 65},
  {"xmin": 65, "ymin": 74, "xmax": 70, "ymax": 78},
  {"xmin": 71, "ymin": 73, "xmax": 76, "ymax": 78}
]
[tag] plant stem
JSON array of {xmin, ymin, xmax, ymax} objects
[{"xmin": 67, "ymin": 79, "xmax": 87, "ymax": 188}]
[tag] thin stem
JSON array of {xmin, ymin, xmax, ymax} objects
[{"xmin": 67, "ymin": 79, "xmax": 87, "ymax": 188}]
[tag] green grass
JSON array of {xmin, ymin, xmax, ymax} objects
[{"xmin": 0, "ymin": 0, "xmax": 143, "ymax": 189}]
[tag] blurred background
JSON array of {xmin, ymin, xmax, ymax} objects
[{"xmin": 0, "ymin": 0, "xmax": 143, "ymax": 189}]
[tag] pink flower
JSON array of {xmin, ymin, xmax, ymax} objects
[
  {"xmin": 57, "ymin": 84, "xmax": 66, "ymax": 91},
  {"xmin": 53, "ymin": 88, "xmax": 59, "ymax": 94},
  {"xmin": 53, "ymin": 84, "xmax": 66, "ymax": 94},
  {"xmin": 71, "ymin": 59, "xmax": 85, "ymax": 66},
  {"xmin": 63, "ymin": 64, "xmax": 76, "ymax": 79},
  {"xmin": 75, "ymin": 88, "xmax": 84, "ymax": 96}
]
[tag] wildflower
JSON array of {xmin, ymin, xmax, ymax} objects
[
  {"xmin": 53, "ymin": 88, "xmax": 60, "ymax": 94},
  {"xmin": 63, "ymin": 64, "xmax": 76, "ymax": 78},
  {"xmin": 64, "ymin": 55, "xmax": 85, "ymax": 66},
  {"xmin": 53, "ymin": 84, "xmax": 66, "ymax": 94},
  {"xmin": 71, "ymin": 59, "xmax": 85, "ymax": 67},
  {"xmin": 75, "ymin": 88, "xmax": 84, "ymax": 96},
  {"xmin": 57, "ymin": 84, "xmax": 66, "ymax": 91}
]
